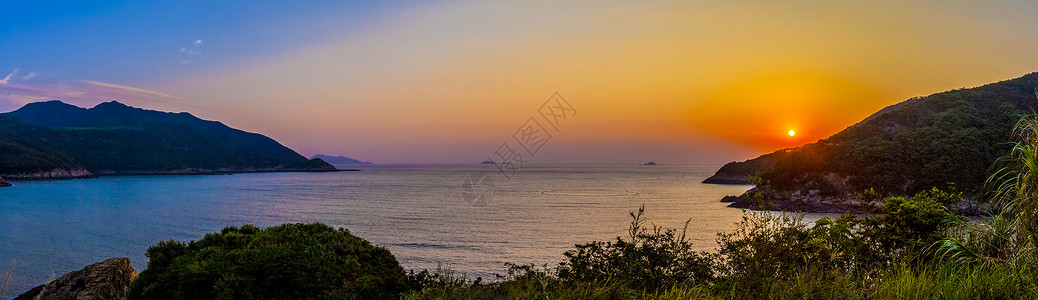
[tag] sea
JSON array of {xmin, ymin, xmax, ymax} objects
[{"xmin": 0, "ymin": 164, "xmax": 759, "ymax": 298}]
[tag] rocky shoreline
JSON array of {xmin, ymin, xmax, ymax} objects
[
  {"xmin": 718, "ymin": 188, "xmax": 984, "ymax": 215},
  {"xmin": 2, "ymin": 168, "xmax": 97, "ymax": 181},
  {"xmin": 719, "ymin": 193, "xmax": 872, "ymax": 214},
  {"xmin": 702, "ymin": 174, "xmax": 751, "ymax": 184},
  {"xmin": 1, "ymin": 164, "xmax": 350, "ymax": 183}
]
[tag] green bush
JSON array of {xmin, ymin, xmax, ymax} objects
[
  {"xmin": 557, "ymin": 206, "xmax": 718, "ymax": 291},
  {"xmin": 860, "ymin": 188, "xmax": 959, "ymax": 262},
  {"xmin": 714, "ymin": 212, "xmax": 869, "ymax": 295},
  {"xmin": 127, "ymin": 223, "xmax": 406, "ymax": 300}
]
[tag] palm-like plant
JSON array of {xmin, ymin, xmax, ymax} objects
[
  {"xmin": 938, "ymin": 113, "xmax": 1038, "ymax": 266},
  {"xmin": 937, "ymin": 215, "xmax": 1021, "ymax": 267},
  {"xmin": 994, "ymin": 114, "xmax": 1038, "ymax": 247}
]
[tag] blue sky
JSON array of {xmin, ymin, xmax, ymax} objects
[{"xmin": 1, "ymin": 1, "xmax": 416, "ymax": 85}]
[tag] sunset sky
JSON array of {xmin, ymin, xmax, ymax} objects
[{"xmin": 3, "ymin": 1, "xmax": 1038, "ymax": 164}]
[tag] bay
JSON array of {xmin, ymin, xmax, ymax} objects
[{"xmin": 0, "ymin": 164, "xmax": 753, "ymax": 298}]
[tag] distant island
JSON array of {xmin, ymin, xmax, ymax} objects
[
  {"xmin": 708, "ymin": 72, "xmax": 1038, "ymax": 213},
  {"xmin": 0, "ymin": 100, "xmax": 337, "ymax": 181},
  {"xmin": 310, "ymin": 154, "xmax": 373, "ymax": 165}
]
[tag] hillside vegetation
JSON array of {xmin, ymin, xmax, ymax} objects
[
  {"xmin": 0, "ymin": 101, "xmax": 335, "ymax": 179},
  {"xmin": 706, "ymin": 72, "xmax": 1038, "ymax": 210}
]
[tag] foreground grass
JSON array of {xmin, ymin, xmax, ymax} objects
[
  {"xmin": 403, "ymin": 260, "xmax": 1038, "ymax": 299},
  {"xmin": 872, "ymin": 263, "xmax": 1038, "ymax": 299},
  {"xmin": 398, "ymin": 201, "xmax": 1038, "ymax": 299}
]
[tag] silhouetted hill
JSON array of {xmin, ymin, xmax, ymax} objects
[
  {"xmin": 713, "ymin": 72, "xmax": 1038, "ymax": 212},
  {"xmin": 703, "ymin": 149, "xmax": 790, "ymax": 184},
  {"xmin": 0, "ymin": 101, "xmax": 336, "ymax": 179},
  {"xmin": 310, "ymin": 154, "xmax": 372, "ymax": 165}
]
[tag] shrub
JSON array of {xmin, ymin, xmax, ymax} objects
[
  {"xmin": 861, "ymin": 188, "xmax": 959, "ymax": 261},
  {"xmin": 557, "ymin": 206, "xmax": 718, "ymax": 292},
  {"xmin": 127, "ymin": 223, "xmax": 406, "ymax": 300},
  {"xmin": 714, "ymin": 212, "xmax": 848, "ymax": 293}
]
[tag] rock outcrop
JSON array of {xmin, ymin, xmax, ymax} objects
[
  {"xmin": 0, "ymin": 176, "xmax": 10, "ymax": 187},
  {"xmin": 3, "ymin": 168, "xmax": 94, "ymax": 181},
  {"xmin": 15, "ymin": 257, "xmax": 137, "ymax": 300}
]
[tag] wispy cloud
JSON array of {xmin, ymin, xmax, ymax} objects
[
  {"xmin": 177, "ymin": 39, "xmax": 205, "ymax": 64},
  {"xmin": 0, "ymin": 81, "xmax": 90, "ymax": 110},
  {"xmin": 22, "ymin": 72, "xmax": 38, "ymax": 81},
  {"xmin": 0, "ymin": 79, "xmax": 213, "ymax": 113},
  {"xmin": 80, "ymin": 79, "xmax": 190, "ymax": 101},
  {"xmin": 0, "ymin": 68, "xmax": 19, "ymax": 84}
]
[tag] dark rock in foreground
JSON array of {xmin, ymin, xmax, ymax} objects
[
  {"xmin": 0, "ymin": 176, "xmax": 10, "ymax": 187},
  {"xmin": 15, "ymin": 257, "xmax": 137, "ymax": 300}
]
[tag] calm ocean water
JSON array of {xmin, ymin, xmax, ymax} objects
[{"xmin": 0, "ymin": 164, "xmax": 753, "ymax": 297}]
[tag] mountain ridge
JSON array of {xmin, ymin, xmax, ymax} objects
[{"xmin": 0, "ymin": 100, "xmax": 337, "ymax": 181}]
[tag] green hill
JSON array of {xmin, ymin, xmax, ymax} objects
[
  {"xmin": 706, "ymin": 72, "xmax": 1038, "ymax": 211},
  {"xmin": 0, "ymin": 101, "xmax": 336, "ymax": 180}
]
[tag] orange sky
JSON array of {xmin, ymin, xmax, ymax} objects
[{"xmin": 6, "ymin": 1, "xmax": 1038, "ymax": 164}]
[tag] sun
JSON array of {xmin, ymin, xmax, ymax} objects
[{"xmin": 788, "ymin": 130, "xmax": 796, "ymax": 136}]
